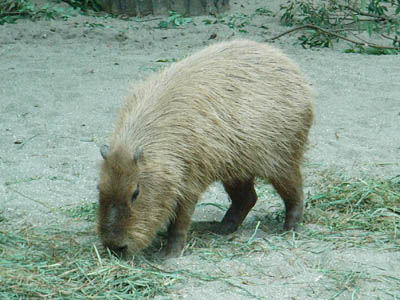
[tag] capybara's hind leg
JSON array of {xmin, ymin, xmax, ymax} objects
[
  {"xmin": 217, "ymin": 178, "xmax": 258, "ymax": 234},
  {"xmin": 164, "ymin": 202, "xmax": 195, "ymax": 258},
  {"xmin": 270, "ymin": 166, "xmax": 304, "ymax": 231}
]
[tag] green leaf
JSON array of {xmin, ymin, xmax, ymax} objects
[
  {"xmin": 158, "ymin": 20, "xmax": 168, "ymax": 29},
  {"xmin": 343, "ymin": 48, "xmax": 356, "ymax": 53},
  {"xmin": 255, "ymin": 7, "xmax": 272, "ymax": 16},
  {"xmin": 354, "ymin": 47, "xmax": 400, "ymax": 55},
  {"xmin": 156, "ymin": 59, "xmax": 170, "ymax": 63},
  {"xmin": 365, "ymin": 47, "xmax": 381, "ymax": 55}
]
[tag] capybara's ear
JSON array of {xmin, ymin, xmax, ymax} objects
[
  {"xmin": 133, "ymin": 147, "xmax": 144, "ymax": 164},
  {"xmin": 100, "ymin": 144, "xmax": 110, "ymax": 160}
]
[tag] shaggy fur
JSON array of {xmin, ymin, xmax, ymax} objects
[{"xmin": 97, "ymin": 39, "xmax": 314, "ymax": 257}]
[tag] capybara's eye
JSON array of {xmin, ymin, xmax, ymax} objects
[{"xmin": 131, "ymin": 186, "xmax": 139, "ymax": 202}]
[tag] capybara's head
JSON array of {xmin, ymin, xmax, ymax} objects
[{"xmin": 97, "ymin": 144, "xmax": 176, "ymax": 257}]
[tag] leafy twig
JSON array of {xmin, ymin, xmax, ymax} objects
[
  {"xmin": 343, "ymin": 5, "xmax": 396, "ymax": 22},
  {"xmin": 266, "ymin": 24, "xmax": 400, "ymax": 50}
]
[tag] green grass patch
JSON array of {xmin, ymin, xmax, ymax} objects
[{"xmin": 64, "ymin": 201, "xmax": 98, "ymax": 221}]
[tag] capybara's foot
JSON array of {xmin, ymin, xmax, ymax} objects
[
  {"xmin": 283, "ymin": 201, "xmax": 303, "ymax": 232},
  {"xmin": 215, "ymin": 219, "xmax": 239, "ymax": 235},
  {"xmin": 283, "ymin": 221, "xmax": 301, "ymax": 232},
  {"xmin": 283, "ymin": 204, "xmax": 303, "ymax": 232},
  {"xmin": 161, "ymin": 245, "xmax": 183, "ymax": 258},
  {"xmin": 270, "ymin": 167, "xmax": 304, "ymax": 233},
  {"xmin": 162, "ymin": 232, "xmax": 186, "ymax": 258}
]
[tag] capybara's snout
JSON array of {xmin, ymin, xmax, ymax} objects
[{"xmin": 103, "ymin": 242, "xmax": 128, "ymax": 257}]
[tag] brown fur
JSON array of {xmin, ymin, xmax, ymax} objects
[{"xmin": 97, "ymin": 39, "xmax": 314, "ymax": 258}]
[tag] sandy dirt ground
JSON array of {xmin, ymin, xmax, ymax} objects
[{"xmin": 1, "ymin": 0, "xmax": 399, "ymax": 299}]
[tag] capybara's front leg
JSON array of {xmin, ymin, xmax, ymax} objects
[
  {"xmin": 270, "ymin": 166, "xmax": 304, "ymax": 231},
  {"xmin": 164, "ymin": 202, "xmax": 195, "ymax": 258},
  {"xmin": 217, "ymin": 178, "xmax": 258, "ymax": 234}
]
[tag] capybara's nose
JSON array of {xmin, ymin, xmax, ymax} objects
[
  {"xmin": 115, "ymin": 245, "xmax": 128, "ymax": 253},
  {"xmin": 106, "ymin": 244, "xmax": 128, "ymax": 256}
]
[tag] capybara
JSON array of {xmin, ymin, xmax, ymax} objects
[{"xmin": 97, "ymin": 39, "xmax": 314, "ymax": 258}]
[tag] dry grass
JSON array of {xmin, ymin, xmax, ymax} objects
[
  {"xmin": 305, "ymin": 172, "xmax": 399, "ymax": 236},
  {"xmin": 1, "ymin": 173, "xmax": 399, "ymax": 298},
  {"xmin": 0, "ymin": 227, "xmax": 183, "ymax": 299}
]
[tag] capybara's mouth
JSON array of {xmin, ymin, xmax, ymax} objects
[{"xmin": 106, "ymin": 244, "xmax": 128, "ymax": 258}]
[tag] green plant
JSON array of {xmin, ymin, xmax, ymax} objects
[
  {"xmin": 61, "ymin": 0, "xmax": 102, "ymax": 12},
  {"xmin": 0, "ymin": 0, "xmax": 74, "ymax": 24},
  {"xmin": 275, "ymin": 0, "xmax": 400, "ymax": 53},
  {"xmin": 0, "ymin": 0, "xmax": 34, "ymax": 24},
  {"xmin": 0, "ymin": 0, "xmax": 103, "ymax": 24},
  {"xmin": 65, "ymin": 0, "xmax": 100, "ymax": 11},
  {"xmin": 255, "ymin": 7, "xmax": 273, "ymax": 16},
  {"xmin": 158, "ymin": 10, "xmax": 192, "ymax": 29},
  {"xmin": 202, "ymin": 12, "xmax": 251, "ymax": 33},
  {"xmin": 202, "ymin": 7, "xmax": 273, "ymax": 32}
]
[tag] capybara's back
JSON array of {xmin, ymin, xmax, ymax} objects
[{"xmin": 98, "ymin": 39, "xmax": 314, "ymax": 258}]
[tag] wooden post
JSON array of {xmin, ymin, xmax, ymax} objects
[{"xmin": 100, "ymin": 0, "xmax": 230, "ymax": 16}]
